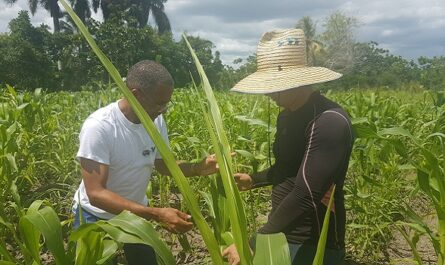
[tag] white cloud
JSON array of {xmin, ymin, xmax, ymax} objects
[
  {"xmin": 1, "ymin": 0, "xmax": 444, "ymax": 64},
  {"xmin": 0, "ymin": 0, "xmax": 53, "ymax": 32},
  {"xmin": 381, "ymin": 30, "xmax": 394, "ymax": 37}
]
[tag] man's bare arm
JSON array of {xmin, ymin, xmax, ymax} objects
[{"xmin": 80, "ymin": 158, "xmax": 192, "ymax": 233}]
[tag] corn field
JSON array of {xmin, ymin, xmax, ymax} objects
[
  {"xmin": 0, "ymin": 2, "xmax": 444, "ymax": 263},
  {"xmin": 1, "ymin": 82, "xmax": 444, "ymax": 264}
]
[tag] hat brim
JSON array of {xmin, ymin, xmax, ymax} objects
[{"xmin": 230, "ymin": 66, "xmax": 342, "ymax": 94}]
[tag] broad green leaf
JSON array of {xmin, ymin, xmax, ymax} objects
[
  {"xmin": 72, "ymin": 212, "xmax": 175, "ymax": 265},
  {"xmin": 20, "ymin": 206, "xmax": 71, "ymax": 265},
  {"xmin": 352, "ymin": 123, "xmax": 378, "ymax": 139},
  {"xmin": 6, "ymin": 122, "xmax": 17, "ymax": 140},
  {"xmin": 417, "ymin": 169, "xmax": 433, "ymax": 198},
  {"xmin": 6, "ymin": 85, "xmax": 16, "ymax": 98},
  {"xmin": 200, "ymin": 190, "xmax": 216, "ymax": 218},
  {"xmin": 253, "ymin": 233, "xmax": 291, "ymax": 265},
  {"xmin": 235, "ymin": 149, "xmax": 255, "ymax": 160},
  {"xmin": 5, "ymin": 154, "xmax": 17, "ymax": 172},
  {"xmin": 234, "ymin": 115, "xmax": 268, "ymax": 128},
  {"xmin": 75, "ymin": 231, "xmax": 104, "ymax": 265},
  {"xmin": 17, "ymin": 103, "xmax": 29, "ymax": 110},
  {"xmin": 0, "ymin": 261, "xmax": 17, "ymax": 265},
  {"xmin": 18, "ymin": 200, "xmax": 46, "ymax": 264},
  {"xmin": 378, "ymin": 127, "xmax": 416, "ymax": 142},
  {"xmin": 70, "ymin": 223, "xmax": 101, "ymax": 242},
  {"xmin": 104, "ymin": 211, "xmax": 175, "ymax": 265},
  {"xmin": 203, "ymin": 111, "xmax": 252, "ymax": 264},
  {"xmin": 350, "ymin": 117, "xmax": 368, "ymax": 125},
  {"xmin": 185, "ymin": 34, "xmax": 252, "ymax": 265},
  {"xmin": 96, "ymin": 239, "xmax": 119, "ymax": 264},
  {"xmin": 177, "ymin": 234, "xmax": 192, "ymax": 252},
  {"xmin": 33, "ymin": 88, "xmax": 42, "ymax": 97},
  {"xmin": 221, "ymin": 231, "xmax": 234, "ymax": 246}
]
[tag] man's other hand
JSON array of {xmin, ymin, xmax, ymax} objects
[{"xmin": 222, "ymin": 244, "xmax": 240, "ymax": 265}]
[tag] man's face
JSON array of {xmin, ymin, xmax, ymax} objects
[
  {"xmin": 137, "ymin": 83, "xmax": 174, "ymax": 120},
  {"xmin": 267, "ymin": 90, "xmax": 296, "ymax": 108},
  {"xmin": 266, "ymin": 86, "xmax": 311, "ymax": 110}
]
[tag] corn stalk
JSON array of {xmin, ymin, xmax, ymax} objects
[{"xmin": 184, "ymin": 36, "xmax": 252, "ymax": 264}]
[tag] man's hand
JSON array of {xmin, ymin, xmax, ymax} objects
[
  {"xmin": 193, "ymin": 154, "xmax": 218, "ymax": 176},
  {"xmin": 155, "ymin": 208, "xmax": 193, "ymax": 233},
  {"xmin": 234, "ymin": 173, "xmax": 253, "ymax": 191},
  {"xmin": 222, "ymin": 244, "xmax": 240, "ymax": 265}
]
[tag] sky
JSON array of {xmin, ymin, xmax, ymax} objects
[{"xmin": 1, "ymin": 0, "xmax": 444, "ymax": 65}]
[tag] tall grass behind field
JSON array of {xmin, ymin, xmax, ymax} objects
[{"xmin": 1, "ymin": 84, "xmax": 441, "ymax": 264}]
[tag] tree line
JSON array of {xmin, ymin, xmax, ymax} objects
[{"xmin": 0, "ymin": 2, "xmax": 444, "ymax": 92}]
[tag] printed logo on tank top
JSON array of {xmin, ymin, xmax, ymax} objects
[{"xmin": 142, "ymin": 146, "xmax": 156, "ymax": 156}]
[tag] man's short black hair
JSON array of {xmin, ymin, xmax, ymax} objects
[{"xmin": 126, "ymin": 60, "xmax": 174, "ymax": 92}]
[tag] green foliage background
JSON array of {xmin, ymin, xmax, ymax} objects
[{"xmin": 1, "ymin": 84, "xmax": 444, "ymax": 263}]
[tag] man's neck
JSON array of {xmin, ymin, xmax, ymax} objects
[
  {"xmin": 118, "ymin": 99, "xmax": 140, "ymax": 124},
  {"xmin": 288, "ymin": 87, "xmax": 314, "ymax": 111}
]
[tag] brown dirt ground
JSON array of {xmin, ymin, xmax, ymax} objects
[{"xmin": 384, "ymin": 194, "xmax": 438, "ymax": 265}]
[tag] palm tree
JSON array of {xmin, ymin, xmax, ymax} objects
[
  {"xmin": 296, "ymin": 16, "xmax": 324, "ymax": 66},
  {"xmin": 91, "ymin": 0, "xmax": 171, "ymax": 33},
  {"xmin": 136, "ymin": 0, "xmax": 171, "ymax": 32},
  {"xmin": 69, "ymin": 0, "xmax": 91, "ymax": 23},
  {"xmin": 4, "ymin": 0, "xmax": 63, "ymax": 32},
  {"xmin": 91, "ymin": 0, "xmax": 112, "ymax": 22}
]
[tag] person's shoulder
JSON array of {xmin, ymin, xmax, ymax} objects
[
  {"xmin": 318, "ymin": 108, "xmax": 351, "ymax": 127},
  {"xmin": 315, "ymin": 108, "xmax": 353, "ymax": 140},
  {"xmin": 83, "ymin": 102, "xmax": 118, "ymax": 130},
  {"xmin": 154, "ymin": 114, "xmax": 166, "ymax": 128}
]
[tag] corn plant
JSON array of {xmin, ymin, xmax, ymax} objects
[
  {"xmin": 354, "ymin": 100, "xmax": 445, "ymax": 264},
  {"xmin": 336, "ymin": 91, "xmax": 419, "ymax": 261},
  {"xmin": 184, "ymin": 35, "xmax": 253, "ymax": 264},
  {"xmin": 396, "ymin": 107, "xmax": 445, "ymax": 265},
  {"xmin": 13, "ymin": 199, "xmax": 175, "ymax": 265},
  {"xmin": 72, "ymin": 211, "xmax": 176, "ymax": 265}
]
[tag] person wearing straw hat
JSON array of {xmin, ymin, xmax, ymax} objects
[{"xmin": 223, "ymin": 29, "xmax": 354, "ymax": 265}]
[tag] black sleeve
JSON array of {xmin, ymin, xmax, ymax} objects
[
  {"xmin": 251, "ymin": 168, "xmax": 272, "ymax": 188},
  {"xmin": 258, "ymin": 112, "xmax": 351, "ymax": 234}
]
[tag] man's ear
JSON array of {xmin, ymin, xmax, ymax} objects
[{"xmin": 132, "ymin": 88, "xmax": 143, "ymax": 100}]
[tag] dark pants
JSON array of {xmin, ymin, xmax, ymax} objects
[
  {"xmin": 73, "ymin": 207, "xmax": 158, "ymax": 265},
  {"xmin": 250, "ymin": 235, "xmax": 344, "ymax": 265},
  {"xmin": 289, "ymin": 243, "xmax": 345, "ymax": 265}
]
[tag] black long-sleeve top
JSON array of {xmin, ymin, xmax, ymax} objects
[{"xmin": 255, "ymin": 92, "xmax": 354, "ymax": 249}]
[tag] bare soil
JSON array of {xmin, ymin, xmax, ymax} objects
[{"xmin": 383, "ymin": 194, "xmax": 437, "ymax": 265}]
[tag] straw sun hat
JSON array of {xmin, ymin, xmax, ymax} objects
[{"xmin": 231, "ymin": 28, "xmax": 342, "ymax": 94}]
